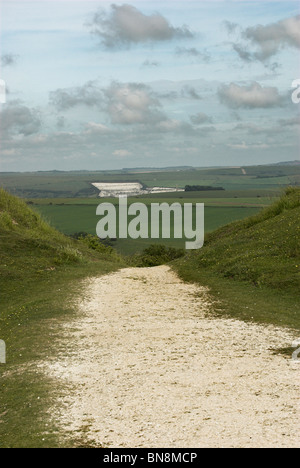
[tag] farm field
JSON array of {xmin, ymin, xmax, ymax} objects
[
  {"xmin": 31, "ymin": 196, "xmax": 269, "ymax": 254},
  {"xmin": 0, "ymin": 164, "xmax": 296, "ymax": 254},
  {"xmin": 0, "ymin": 164, "xmax": 299, "ymax": 198}
]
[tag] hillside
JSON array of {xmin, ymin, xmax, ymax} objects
[
  {"xmin": 0, "ymin": 189, "xmax": 125, "ymax": 448},
  {"xmin": 0, "ymin": 187, "xmax": 124, "ymax": 356},
  {"xmin": 0, "ymin": 189, "xmax": 122, "ymax": 303},
  {"xmin": 175, "ymin": 187, "xmax": 300, "ymax": 328}
]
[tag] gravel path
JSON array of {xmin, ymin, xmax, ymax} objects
[{"xmin": 48, "ymin": 266, "xmax": 299, "ymax": 448}]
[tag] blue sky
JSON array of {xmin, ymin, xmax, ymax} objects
[{"xmin": 0, "ymin": 0, "xmax": 299, "ymax": 171}]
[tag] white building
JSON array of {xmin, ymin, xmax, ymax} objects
[{"xmin": 92, "ymin": 182, "xmax": 184, "ymax": 198}]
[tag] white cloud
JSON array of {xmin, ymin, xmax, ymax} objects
[
  {"xmin": 1, "ymin": 148, "xmax": 20, "ymax": 157},
  {"xmin": 88, "ymin": 4, "xmax": 193, "ymax": 49},
  {"xmin": 175, "ymin": 47, "xmax": 210, "ymax": 62},
  {"xmin": 181, "ymin": 85, "xmax": 202, "ymax": 100},
  {"xmin": 157, "ymin": 119, "xmax": 182, "ymax": 132},
  {"xmin": 231, "ymin": 15, "xmax": 300, "ymax": 63},
  {"xmin": 0, "ymin": 103, "xmax": 41, "ymax": 136},
  {"xmin": 228, "ymin": 142, "xmax": 271, "ymax": 150},
  {"xmin": 84, "ymin": 122, "xmax": 111, "ymax": 135},
  {"xmin": 104, "ymin": 82, "xmax": 165, "ymax": 125},
  {"xmin": 113, "ymin": 149, "xmax": 132, "ymax": 158},
  {"xmin": 49, "ymin": 81, "xmax": 103, "ymax": 111},
  {"xmin": 223, "ymin": 21, "xmax": 239, "ymax": 35},
  {"xmin": 244, "ymin": 15, "xmax": 300, "ymax": 61},
  {"xmin": 218, "ymin": 82, "xmax": 283, "ymax": 109},
  {"xmin": 156, "ymin": 119, "xmax": 195, "ymax": 134}
]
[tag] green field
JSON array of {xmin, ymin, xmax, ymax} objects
[
  {"xmin": 30, "ymin": 197, "xmax": 265, "ymax": 254},
  {"xmin": 1, "ymin": 164, "xmax": 296, "ymax": 255},
  {"xmin": 0, "ymin": 164, "xmax": 299, "ymax": 198}
]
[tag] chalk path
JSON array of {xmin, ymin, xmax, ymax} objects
[{"xmin": 46, "ymin": 266, "xmax": 299, "ymax": 448}]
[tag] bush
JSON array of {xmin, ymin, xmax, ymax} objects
[
  {"xmin": 77, "ymin": 234, "xmax": 123, "ymax": 262},
  {"xmin": 133, "ymin": 244, "xmax": 185, "ymax": 267}
]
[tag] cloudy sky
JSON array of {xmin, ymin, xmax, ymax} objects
[{"xmin": 0, "ymin": 0, "xmax": 299, "ymax": 171}]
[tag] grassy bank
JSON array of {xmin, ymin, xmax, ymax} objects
[
  {"xmin": 0, "ymin": 189, "xmax": 125, "ymax": 448},
  {"xmin": 174, "ymin": 188, "xmax": 300, "ymax": 330}
]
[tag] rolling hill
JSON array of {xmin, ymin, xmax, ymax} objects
[
  {"xmin": 0, "ymin": 188, "xmax": 122, "ymax": 298},
  {"xmin": 175, "ymin": 187, "xmax": 300, "ymax": 328}
]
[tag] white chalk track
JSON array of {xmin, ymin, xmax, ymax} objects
[{"xmin": 46, "ymin": 267, "xmax": 299, "ymax": 448}]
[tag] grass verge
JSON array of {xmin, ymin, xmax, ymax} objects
[
  {"xmin": 173, "ymin": 188, "xmax": 300, "ymax": 331},
  {"xmin": 0, "ymin": 189, "xmax": 125, "ymax": 447}
]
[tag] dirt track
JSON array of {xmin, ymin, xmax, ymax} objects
[{"xmin": 47, "ymin": 266, "xmax": 299, "ymax": 448}]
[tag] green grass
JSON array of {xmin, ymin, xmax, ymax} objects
[
  {"xmin": 174, "ymin": 187, "xmax": 300, "ymax": 330},
  {"xmin": 30, "ymin": 199, "xmax": 263, "ymax": 255},
  {"xmin": 27, "ymin": 189, "xmax": 280, "ymax": 202},
  {"xmin": 0, "ymin": 189, "xmax": 125, "ymax": 448}
]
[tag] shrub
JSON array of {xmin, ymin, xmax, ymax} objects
[
  {"xmin": 77, "ymin": 234, "xmax": 123, "ymax": 262},
  {"xmin": 133, "ymin": 244, "xmax": 185, "ymax": 267}
]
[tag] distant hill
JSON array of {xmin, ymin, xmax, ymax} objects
[
  {"xmin": 122, "ymin": 166, "xmax": 194, "ymax": 172},
  {"xmin": 1, "ymin": 163, "xmax": 299, "ymax": 198},
  {"xmin": 272, "ymin": 161, "xmax": 300, "ymax": 166}
]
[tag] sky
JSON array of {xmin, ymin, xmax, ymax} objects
[{"xmin": 0, "ymin": 0, "xmax": 299, "ymax": 171}]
